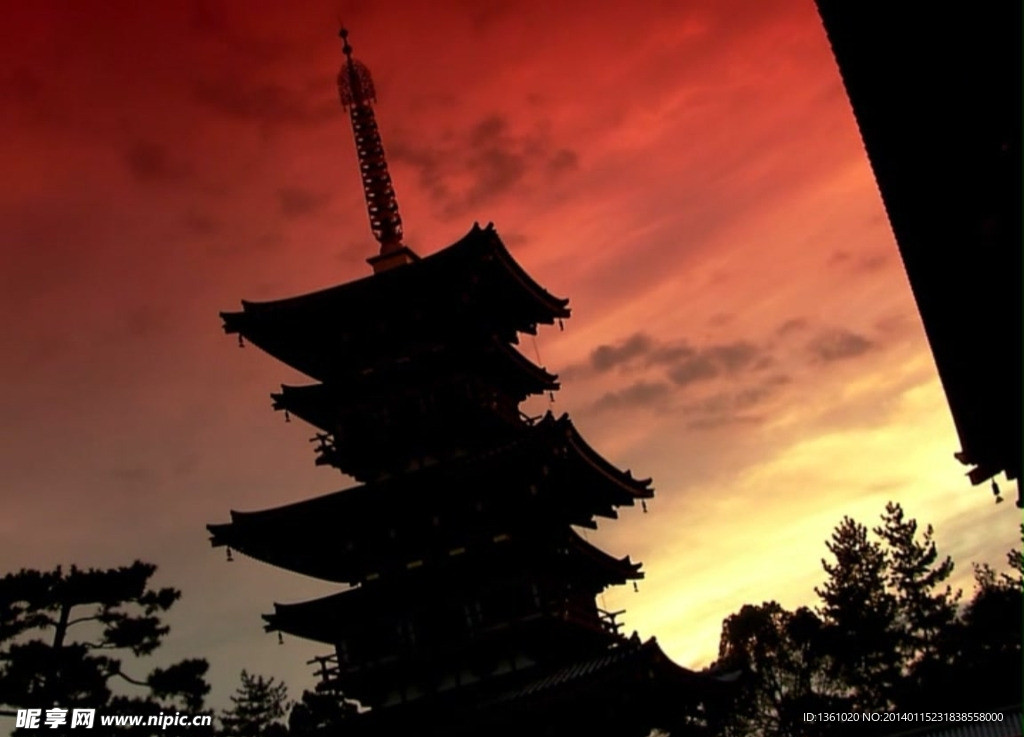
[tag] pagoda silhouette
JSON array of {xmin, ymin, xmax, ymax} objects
[{"xmin": 210, "ymin": 29, "xmax": 723, "ymax": 737}]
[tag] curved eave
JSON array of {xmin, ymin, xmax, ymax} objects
[
  {"xmin": 220, "ymin": 224, "xmax": 569, "ymax": 347},
  {"xmin": 270, "ymin": 384, "xmax": 332, "ymax": 430},
  {"xmin": 474, "ymin": 223, "xmax": 571, "ymax": 321},
  {"xmin": 206, "ymin": 418, "xmax": 651, "ymax": 564},
  {"xmin": 535, "ymin": 414, "xmax": 652, "ymax": 503},
  {"xmin": 207, "ymin": 524, "xmax": 359, "ymax": 584},
  {"xmin": 494, "ymin": 340, "xmax": 559, "ymax": 392},
  {"xmin": 263, "ymin": 589, "xmax": 356, "ymax": 643},
  {"xmin": 559, "ymin": 416, "xmax": 654, "ymax": 500},
  {"xmin": 565, "ymin": 529, "xmax": 644, "ymax": 584},
  {"xmin": 268, "ymin": 342, "xmax": 558, "ymax": 428},
  {"xmin": 493, "ymin": 636, "xmax": 716, "ymax": 705},
  {"xmin": 206, "ymin": 488, "xmax": 369, "ymax": 582}
]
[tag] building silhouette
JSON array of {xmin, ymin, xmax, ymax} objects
[
  {"xmin": 815, "ymin": 2, "xmax": 1022, "ymax": 501},
  {"xmin": 209, "ymin": 29, "xmax": 724, "ymax": 736}
]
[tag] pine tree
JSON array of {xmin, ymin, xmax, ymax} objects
[
  {"xmin": 219, "ymin": 670, "xmax": 289, "ymax": 737},
  {"xmin": 710, "ymin": 506, "xmax": 1021, "ymax": 734},
  {"xmin": 0, "ymin": 561, "xmax": 209, "ymax": 732},
  {"xmin": 872, "ymin": 502, "xmax": 959, "ymax": 706},
  {"xmin": 814, "ymin": 515, "xmax": 899, "ymax": 710}
]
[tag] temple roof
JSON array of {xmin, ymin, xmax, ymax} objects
[
  {"xmin": 467, "ymin": 637, "xmax": 727, "ymax": 737},
  {"xmin": 339, "ymin": 637, "xmax": 729, "ymax": 737},
  {"xmin": 490, "ymin": 637, "xmax": 700, "ymax": 703},
  {"xmin": 221, "ymin": 224, "xmax": 570, "ymax": 382},
  {"xmin": 207, "ymin": 414, "xmax": 652, "ymax": 582},
  {"xmin": 270, "ymin": 339, "xmax": 558, "ymax": 431},
  {"xmin": 264, "ymin": 532, "xmax": 640, "ymax": 644}
]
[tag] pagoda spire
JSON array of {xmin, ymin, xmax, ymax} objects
[{"xmin": 337, "ymin": 27, "xmax": 416, "ymax": 273}]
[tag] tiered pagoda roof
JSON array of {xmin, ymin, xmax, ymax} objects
[
  {"xmin": 339, "ymin": 636, "xmax": 731, "ymax": 737},
  {"xmin": 209, "ymin": 412, "xmax": 652, "ymax": 582},
  {"xmin": 222, "ymin": 224, "xmax": 570, "ymax": 378},
  {"xmin": 210, "ymin": 27, "xmax": 722, "ymax": 737}
]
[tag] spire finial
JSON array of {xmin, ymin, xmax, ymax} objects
[
  {"xmin": 336, "ymin": 27, "xmax": 415, "ymax": 272},
  {"xmin": 339, "ymin": 26, "xmax": 353, "ymax": 59}
]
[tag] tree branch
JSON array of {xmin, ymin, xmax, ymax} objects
[
  {"xmin": 66, "ymin": 615, "xmax": 104, "ymax": 627},
  {"xmin": 111, "ymin": 668, "xmax": 149, "ymax": 688}
]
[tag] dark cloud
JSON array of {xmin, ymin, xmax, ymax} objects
[
  {"xmin": 183, "ymin": 211, "xmax": 221, "ymax": 235},
  {"xmin": 389, "ymin": 113, "xmax": 579, "ymax": 217},
  {"xmin": 686, "ymin": 414, "xmax": 762, "ymax": 431},
  {"xmin": 682, "ymin": 374, "xmax": 790, "ymax": 430},
  {"xmin": 667, "ymin": 354, "xmax": 719, "ymax": 386},
  {"xmin": 0, "ymin": 66, "xmax": 61, "ymax": 127},
  {"xmin": 807, "ymin": 329, "xmax": 873, "ymax": 362},
  {"xmin": 547, "ymin": 148, "xmax": 579, "ymax": 174},
  {"xmin": 125, "ymin": 141, "xmax": 189, "ymax": 183},
  {"xmin": 592, "ymin": 381, "xmax": 671, "ymax": 412},
  {"xmin": 570, "ymin": 333, "xmax": 766, "ymax": 386},
  {"xmin": 776, "ymin": 317, "xmax": 808, "ymax": 336},
  {"xmin": 648, "ymin": 343, "xmax": 699, "ymax": 366},
  {"xmin": 874, "ymin": 312, "xmax": 915, "ymax": 340},
  {"xmin": 667, "ymin": 341, "xmax": 759, "ymax": 386},
  {"xmin": 463, "ymin": 116, "xmax": 529, "ymax": 207},
  {"xmin": 706, "ymin": 341, "xmax": 758, "ymax": 371},
  {"xmin": 192, "ymin": 78, "xmax": 336, "ymax": 128},
  {"xmin": 591, "ymin": 333, "xmax": 655, "ymax": 372},
  {"xmin": 278, "ymin": 187, "xmax": 331, "ymax": 218},
  {"xmin": 582, "ymin": 333, "xmax": 786, "ymax": 422},
  {"xmin": 828, "ymin": 249, "xmax": 893, "ymax": 273}
]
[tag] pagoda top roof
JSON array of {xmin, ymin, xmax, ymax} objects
[{"xmin": 221, "ymin": 224, "xmax": 570, "ymax": 381}]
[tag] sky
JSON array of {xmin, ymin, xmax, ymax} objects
[{"xmin": 2, "ymin": 0, "xmax": 1019, "ymax": 714}]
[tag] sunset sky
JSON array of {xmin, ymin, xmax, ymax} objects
[{"xmin": 2, "ymin": 0, "xmax": 1019, "ymax": 712}]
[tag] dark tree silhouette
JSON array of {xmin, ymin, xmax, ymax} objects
[
  {"xmin": 287, "ymin": 689, "xmax": 359, "ymax": 736},
  {"xmin": 0, "ymin": 561, "xmax": 209, "ymax": 733},
  {"xmin": 709, "ymin": 505, "xmax": 1021, "ymax": 736},
  {"xmin": 814, "ymin": 514, "xmax": 900, "ymax": 711},
  {"xmin": 710, "ymin": 602, "xmax": 844, "ymax": 736},
  {"xmin": 872, "ymin": 502, "xmax": 959, "ymax": 707},
  {"xmin": 218, "ymin": 670, "xmax": 289, "ymax": 737},
  {"xmin": 921, "ymin": 525, "xmax": 1022, "ymax": 711}
]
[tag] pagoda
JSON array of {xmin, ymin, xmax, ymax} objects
[{"xmin": 210, "ymin": 29, "xmax": 723, "ymax": 737}]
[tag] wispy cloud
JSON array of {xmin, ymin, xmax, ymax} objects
[
  {"xmin": 390, "ymin": 114, "xmax": 579, "ymax": 218},
  {"xmin": 807, "ymin": 328, "xmax": 873, "ymax": 362}
]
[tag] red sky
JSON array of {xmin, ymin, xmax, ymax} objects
[{"xmin": 2, "ymin": 0, "xmax": 1018, "ymax": 711}]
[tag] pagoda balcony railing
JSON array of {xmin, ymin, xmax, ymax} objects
[
  {"xmin": 309, "ymin": 653, "xmax": 342, "ymax": 692},
  {"xmin": 310, "ymin": 432, "xmax": 336, "ymax": 466},
  {"xmin": 560, "ymin": 601, "xmax": 624, "ymax": 637},
  {"xmin": 597, "ymin": 607, "xmax": 626, "ymax": 635},
  {"xmin": 305, "ymin": 603, "xmax": 625, "ymax": 689}
]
